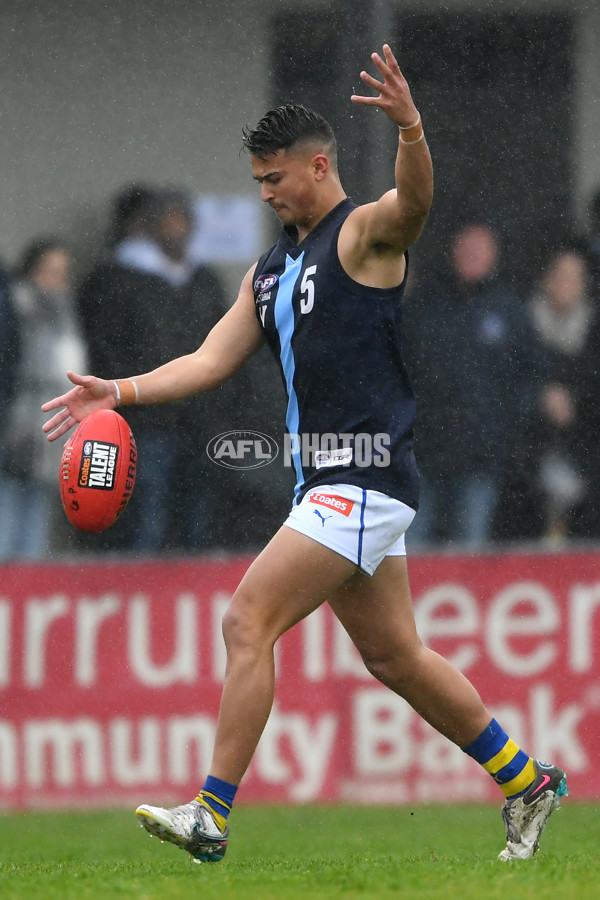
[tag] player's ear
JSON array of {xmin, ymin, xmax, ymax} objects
[{"xmin": 312, "ymin": 153, "xmax": 330, "ymax": 181}]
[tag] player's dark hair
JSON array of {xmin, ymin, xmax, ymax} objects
[{"xmin": 242, "ymin": 104, "xmax": 337, "ymax": 161}]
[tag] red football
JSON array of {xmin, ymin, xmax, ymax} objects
[{"xmin": 59, "ymin": 409, "xmax": 137, "ymax": 533}]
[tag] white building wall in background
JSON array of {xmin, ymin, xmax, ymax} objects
[{"xmin": 1, "ymin": 0, "xmax": 598, "ymax": 281}]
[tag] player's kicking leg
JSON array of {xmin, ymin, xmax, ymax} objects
[
  {"xmin": 328, "ymin": 555, "xmax": 568, "ymax": 860},
  {"xmin": 136, "ymin": 525, "xmax": 359, "ymax": 861}
]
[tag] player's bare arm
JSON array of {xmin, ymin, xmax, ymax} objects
[
  {"xmin": 339, "ymin": 43, "xmax": 433, "ymax": 286},
  {"xmin": 42, "ymin": 267, "xmax": 264, "ymax": 442}
]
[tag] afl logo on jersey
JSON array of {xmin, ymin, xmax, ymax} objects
[{"xmin": 254, "ymin": 273, "xmax": 278, "ymax": 294}]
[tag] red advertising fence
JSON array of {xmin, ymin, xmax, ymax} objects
[{"xmin": 0, "ymin": 550, "xmax": 598, "ymax": 809}]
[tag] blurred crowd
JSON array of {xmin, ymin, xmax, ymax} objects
[
  {"xmin": 404, "ymin": 192, "xmax": 600, "ymax": 552},
  {"xmin": 2, "ymin": 182, "xmax": 600, "ymax": 561},
  {"xmin": 0, "ymin": 185, "xmax": 291, "ymax": 561}
]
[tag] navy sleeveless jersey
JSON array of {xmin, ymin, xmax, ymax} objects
[{"xmin": 253, "ymin": 197, "xmax": 419, "ymax": 509}]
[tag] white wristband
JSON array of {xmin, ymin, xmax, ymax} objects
[
  {"xmin": 131, "ymin": 377, "xmax": 140, "ymax": 403},
  {"xmin": 112, "ymin": 380, "xmax": 121, "ymax": 406},
  {"xmin": 398, "ymin": 112, "xmax": 424, "ymax": 144},
  {"xmin": 398, "ymin": 113, "xmax": 421, "ymax": 131}
]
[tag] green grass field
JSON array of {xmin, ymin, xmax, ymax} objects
[{"xmin": 0, "ymin": 804, "xmax": 597, "ymax": 899}]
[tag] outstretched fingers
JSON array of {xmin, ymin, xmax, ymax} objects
[
  {"xmin": 41, "ymin": 372, "xmax": 115, "ymax": 442},
  {"xmin": 42, "ymin": 398, "xmax": 79, "ymax": 438},
  {"xmin": 41, "ymin": 392, "xmax": 69, "ymax": 415},
  {"xmin": 351, "ymin": 70, "xmax": 385, "ymax": 105},
  {"xmin": 351, "ymin": 45, "xmax": 400, "ymax": 106},
  {"xmin": 43, "ymin": 410, "xmax": 76, "ymax": 442},
  {"xmin": 351, "ymin": 43, "xmax": 417, "ymax": 126},
  {"xmin": 380, "ymin": 43, "xmax": 401, "ymax": 72}
]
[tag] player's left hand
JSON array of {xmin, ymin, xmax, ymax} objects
[
  {"xmin": 41, "ymin": 371, "xmax": 117, "ymax": 441},
  {"xmin": 351, "ymin": 44, "xmax": 419, "ymax": 128}
]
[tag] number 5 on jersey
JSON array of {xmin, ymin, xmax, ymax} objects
[{"xmin": 300, "ymin": 265, "xmax": 317, "ymax": 314}]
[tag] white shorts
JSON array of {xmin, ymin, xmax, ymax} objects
[{"xmin": 284, "ymin": 483, "xmax": 416, "ymax": 576}]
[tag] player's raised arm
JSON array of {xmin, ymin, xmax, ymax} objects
[
  {"xmin": 42, "ymin": 267, "xmax": 264, "ymax": 442},
  {"xmin": 351, "ymin": 43, "xmax": 433, "ymax": 252}
]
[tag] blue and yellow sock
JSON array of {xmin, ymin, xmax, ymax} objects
[
  {"xmin": 463, "ymin": 718, "xmax": 536, "ymax": 799},
  {"xmin": 195, "ymin": 775, "xmax": 238, "ymax": 833}
]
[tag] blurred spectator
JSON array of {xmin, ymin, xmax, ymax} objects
[
  {"xmin": 77, "ymin": 186, "xmax": 244, "ymax": 554},
  {"xmin": 0, "ymin": 238, "xmax": 86, "ymax": 560},
  {"xmin": 146, "ymin": 190, "xmax": 290, "ymax": 550},
  {"xmin": 515, "ymin": 246, "xmax": 600, "ymax": 543},
  {"xmin": 0, "ymin": 259, "xmax": 20, "ymax": 455},
  {"xmin": 0, "ymin": 259, "xmax": 20, "ymax": 543},
  {"xmin": 404, "ymin": 216, "xmax": 536, "ymax": 549},
  {"xmin": 109, "ymin": 183, "xmax": 156, "ymax": 247}
]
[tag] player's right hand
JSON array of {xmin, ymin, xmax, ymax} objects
[
  {"xmin": 41, "ymin": 371, "xmax": 117, "ymax": 442},
  {"xmin": 351, "ymin": 44, "xmax": 419, "ymax": 128}
]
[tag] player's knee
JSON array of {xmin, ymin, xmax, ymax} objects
[
  {"xmin": 221, "ymin": 594, "xmax": 274, "ymax": 656},
  {"xmin": 362, "ymin": 653, "xmax": 402, "ymax": 685},
  {"xmin": 360, "ymin": 640, "xmax": 422, "ymax": 686},
  {"xmin": 222, "ymin": 604, "xmax": 254, "ymax": 653}
]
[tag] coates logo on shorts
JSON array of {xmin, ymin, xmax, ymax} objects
[
  {"xmin": 308, "ymin": 492, "xmax": 354, "ymax": 517},
  {"xmin": 206, "ymin": 431, "xmax": 279, "ymax": 469}
]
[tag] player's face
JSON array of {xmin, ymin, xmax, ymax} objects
[{"xmin": 251, "ymin": 148, "xmax": 319, "ymax": 227}]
